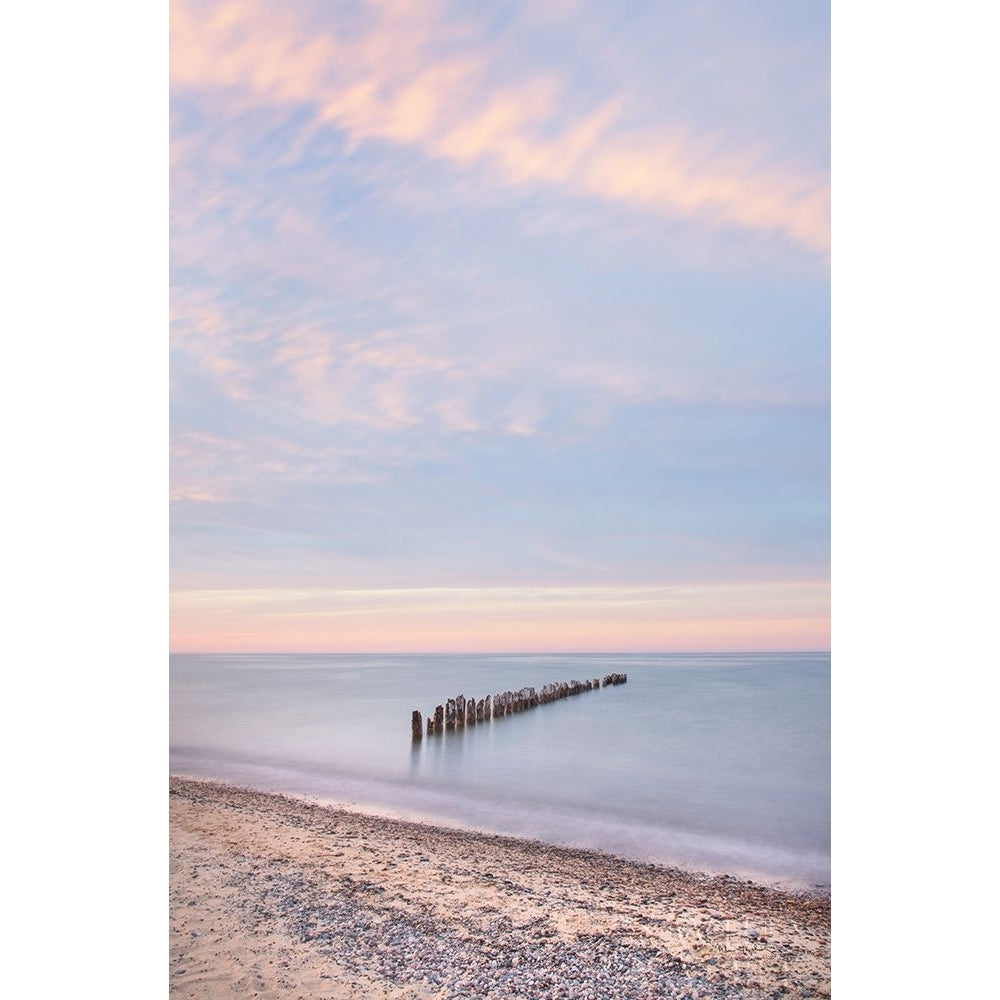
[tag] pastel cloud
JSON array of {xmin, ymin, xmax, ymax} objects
[
  {"xmin": 171, "ymin": 0, "xmax": 828, "ymax": 252},
  {"xmin": 170, "ymin": 2, "xmax": 830, "ymax": 653},
  {"xmin": 172, "ymin": 265, "xmax": 826, "ymax": 464}
]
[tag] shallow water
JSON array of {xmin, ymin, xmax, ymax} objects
[{"xmin": 170, "ymin": 651, "xmax": 829, "ymax": 888}]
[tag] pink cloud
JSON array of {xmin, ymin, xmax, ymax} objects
[{"xmin": 171, "ymin": 0, "xmax": 829, "ymax": 252}]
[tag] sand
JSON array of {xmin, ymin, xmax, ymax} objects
[{"xmin": 169, "ymin": 777, "xmax": 829, "ymax": 999}]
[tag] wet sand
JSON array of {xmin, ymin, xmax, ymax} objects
[{"xmin": 170, "ymin": 777, "xmax": 829, "ymax": 999}]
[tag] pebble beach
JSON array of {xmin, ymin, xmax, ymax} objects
[{"xmin": 169, "ymin": 777, "xmax": 830, "ymax": 999}]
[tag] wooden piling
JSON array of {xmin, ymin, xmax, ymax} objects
[{"xmin": 414, "ymin": 672, "xmax": 626, "ymax": 735}]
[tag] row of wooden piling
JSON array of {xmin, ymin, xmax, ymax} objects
[{"xmin": 411, "ymin": 672, "xmax": 627, "ymax": 739}]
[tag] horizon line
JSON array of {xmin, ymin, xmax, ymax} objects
[{"xmin": 169, "ymin": 648, "xmax": 832, "ymax": 656}]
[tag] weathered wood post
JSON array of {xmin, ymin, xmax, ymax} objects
[{"xmin": 411, "ymin": 672, "xmax": 627, "ymax": 734}]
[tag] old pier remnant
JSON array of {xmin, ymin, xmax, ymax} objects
[
  {"xmin": 427, "ymin": 704, "xmax": 444, "ymax": 736},
  {"xmin": 411, "ymin": 709, "xmax": 423, "ymax": 741},
  {"xmin": 411, "ymin": 672, "xmax": 627, "ymax": 736}
]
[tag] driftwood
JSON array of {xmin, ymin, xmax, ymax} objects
[{"xmin": 413, "ymin": 673, "xmax": 627, "ymax": 736}]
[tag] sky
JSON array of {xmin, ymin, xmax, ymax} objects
[{"xmin": 170, "ymin": 0, "xmax": 830, "ymax": 653}]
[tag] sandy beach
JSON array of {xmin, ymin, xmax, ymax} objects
[{"xmin": 170, "ymin": 777, "xmax": 829, "ymax": 999}]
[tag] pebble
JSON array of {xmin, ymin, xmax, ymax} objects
[{"xmin": 172, "ymin": 779, "xmax": 830, "ymax": 1000}]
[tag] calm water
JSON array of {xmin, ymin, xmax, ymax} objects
[{"xmin": 170, "ymin": 652, "xmax": 830, "ymax": 888}]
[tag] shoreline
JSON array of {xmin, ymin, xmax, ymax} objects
[
  {"xmin": 169, "ymin": 767, "xmax": 828, "ymax": 894},
  {"xmin": 170, "ymin": 776, "xmax": 830, "ymax": 998}
]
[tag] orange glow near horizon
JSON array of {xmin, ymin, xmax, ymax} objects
[{"xmin": 169, "ymin": 583, "xmax": 830, "ymax": 654}]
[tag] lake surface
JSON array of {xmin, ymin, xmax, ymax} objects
[{"xmin": 170, "ymin": 652, "xmax": 830, "ymax": 888}]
